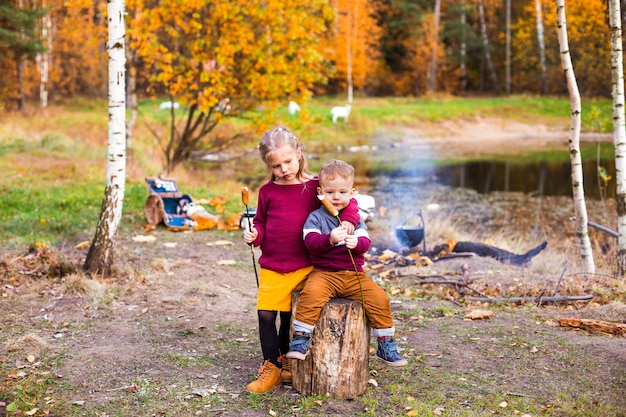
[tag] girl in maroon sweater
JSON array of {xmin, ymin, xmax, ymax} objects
[{"xmin": 242, "ymin": 126, "xmax": 359, "ymax": 393}]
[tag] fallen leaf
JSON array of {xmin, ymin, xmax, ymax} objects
[
  {"xmin": 207, "ymin": 240, "xmax": 234, "ymax": 246},
  {"xmin": 191, "ymin": 388, "xmax": 215, "ymax": 397},
  {"xmin": 407, "ymin": 410, "xmax": 418, "ymax": 416},
  {"xmin": 433, "ymin": 407, "xmax": 444, "ymax": 415},
  {"xmin": 367, "ymin": 378, "xmax": 378, "ymax": 387},
  {"xmin": 530, "ymin": 346, "xmax": 539, "ymax": 353},
  {"xmin": 132, "ymin": 235, "xmax": 157, "ymax": 243},
  {"xmin": 499, "ymin": 401, "xmax": 508, "ymax": 408},
  {"xmin": 464, "ymin": 309, "xmax": 494, "ymax": 320},
  {"xmin": 269, "ymin": 410, "xmax": 277, "ymax": 416},
  {"xmin": 74, "ymin": 240, "xmax": 90, "ymax": 250},
  {"xmin": 163, "ymin": 242, "xmax": 177, "ymax": 248},
  {"xmin": 25, "ymin": 408, "xmax": 39, "ymax": 416},
  {"xmin": 217, "ymin": 259, "xmax": 236, "ymax": 266}
]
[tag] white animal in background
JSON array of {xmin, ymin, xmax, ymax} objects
[
  {"xmin": 330, "ymin": 104, "xmax": 352, "ymax": 123},
  {"xmin": 214, "ymin": 98, "xmax": 231, "ymax": 114},
  {"xmin": 288, "ymin": 101, "xmax": 301, "ymax": 115},
  {"xmin": 159, "ymin": 101, "xmax": 180, "ymax": 110}
]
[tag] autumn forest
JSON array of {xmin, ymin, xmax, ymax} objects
[{"xmin": 0, "ymin": 0, "xmax": 616, "ymax": 113}]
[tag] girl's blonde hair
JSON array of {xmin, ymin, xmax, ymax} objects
[{"xmin": 258, "ymin": 126, "xmax": 311, "ymax": 182}]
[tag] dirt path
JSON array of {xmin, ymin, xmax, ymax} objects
[{"xmin": 3, "ymin": 223, "xmax": 625, "ymax": 415}]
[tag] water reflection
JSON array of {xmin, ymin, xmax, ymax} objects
[{"xmin": 434, "ymin": 159, "xmax": 615, "ymax": 199}]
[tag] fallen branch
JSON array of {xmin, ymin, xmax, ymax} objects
[
  {"xmin": 559, "ymin": 317, "xmax": 626, "ymax": 336},
  {"xmin": 587, "ymin": 221, "xmax": 618, "ymax": 238},
  {"xmin": 466, "ymin": 294, "xmax": 593, "ymax": 303}
]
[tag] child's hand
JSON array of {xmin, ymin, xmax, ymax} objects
[
  {"xmin": 341, "ymin": 220, "xmax": 355, "ymax": 235},
  {"xmin": 330, "ymin": 226, "xmax": 348, "ymax": 245},
  {"xmin": 344, "ymin": 234, "xmax": 358, "ymax": 249},
  {"xmin": 243, "ymin": 226, "xmax": 258, "ymax": 244}
]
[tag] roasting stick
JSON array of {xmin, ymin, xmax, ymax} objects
[
  {"xmin": 318, "ymin": 195, "xmax": 365, "ymax": 310},
  {"xmin": 241, "ymin": 187, "xmax": 259, "ymax": 287}
]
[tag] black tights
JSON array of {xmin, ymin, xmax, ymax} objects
[{"xmin": 258, "ymin": 310, "xmax": 292, "ymax": 367}]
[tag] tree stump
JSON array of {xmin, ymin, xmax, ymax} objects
[{"xmin": 290, "ymin": 292, "xmax": 370, "ymax": 399}]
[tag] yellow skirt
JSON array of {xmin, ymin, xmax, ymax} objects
[{"xmin": 257, "ymin": 266, "xmax": 313, "ymax": 311}]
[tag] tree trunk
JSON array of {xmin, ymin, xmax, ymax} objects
[
  {"xmin": 609, "ymin": 0, "xmax": 626, "ymax": 276},
  {"xmin": 556, "ymin": 0, "xmax": 595, "ymax": 273},
  {"xmin": 84, "ymin": 0, "xmax": 127, "ymax": 276},
  {"xmin": 38, "ymin": 6, "xmax": 51, "ymax": 109},
  {"xmin": 505, "ymin": 0, "xmax": 511, "ymax": 94},
  {"xmin": 535, "ymin": 0, "xmax": 549, "ymax": 94},
  {"xmin": 346, "ymin": 0, "xmax": 354, "ymax": 104},
  {"xmin": 428, "ymin": 0, "xmax": 441, "ymax": 95},
  {"xmin": 290, "ymin": 294, "xmax": 370, "ymax": 400},
  {"xmin": 460, "ymin": 9, "xmax": 467, "ymax": 93},
  {"xmin": 477, "ymin": 0, "xmax": 499, "ymax": 94}
]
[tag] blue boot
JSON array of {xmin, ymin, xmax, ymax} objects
[
  {"xmin": 286, "ymin": 332, "xmax": 311, "ymax": 360},
  {"xmin": 376, "ymin": 337, "xmax": 408, "ymax": 367}
]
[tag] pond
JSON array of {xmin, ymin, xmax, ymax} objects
[{"xmin": 197, "ymin": 140, "xmax": 616, "ymax": 201}]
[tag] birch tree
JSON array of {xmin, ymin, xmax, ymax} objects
[
  {"xmin": 608, "ymin": 0, "xmax": 626, "ymax": 276},
  {"xmin": 477, "ymin": 0, "xmax": 498, "ymax": 93},
  {"xmin": 37, "ymin": 1, "xmax": 52, "ymax": 108},
  {"xmin": 84, "ymin": 0, "xmax": 126, "ymax": 276},
  {"xmin": 555, "ymin": 0, "xmax": 595, "ymax": 273},
  {"xmin": 535, "ymin": 0, "xmax": 548, "ymax": 94},
  {"xmin": 428, "ymin": 0, "xmax": 441, "ymax": 94}
]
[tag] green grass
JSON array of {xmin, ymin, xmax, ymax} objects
[{"xmin": 4, "ymin": 94, "xmax": 613, "ymax": 248}]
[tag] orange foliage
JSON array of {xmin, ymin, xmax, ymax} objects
[
  {"xmin": 49, "ymin": 0, "xmax": 107, "ymax": 97},
  {"xmin": 513, "ymin": 0, "xmax": 611, "ymax": 95},
  {"xmin": 324, "ymin": 0, "xmax": 382, "ymax": 93}
]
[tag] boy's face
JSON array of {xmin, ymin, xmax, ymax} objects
[{"xmin": 317, "ymin": 176, "xmax": 355, "ymax": 212}]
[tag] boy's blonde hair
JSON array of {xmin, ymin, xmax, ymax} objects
[
  {"xmin": 319, "ymin": 160, "xmax": 354, "ymax": 187},
  {"xmin": 258, "ymin": 126, "xmax": 311, "ymax": 182}
]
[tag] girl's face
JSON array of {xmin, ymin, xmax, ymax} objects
[{"xmin": 267, "ymin": 145, "xmax": 302, "ymax": 184}]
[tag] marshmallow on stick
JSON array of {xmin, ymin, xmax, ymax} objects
[
  {"xmin": 241, "ymin": 186, "xmax": 249, "ymax": 206},
  {"xmin": 317, "ymin": 195, "xmax": 339, "ymax": 217}
]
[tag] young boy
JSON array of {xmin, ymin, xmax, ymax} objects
[{"xmin": 286, "ymin": 160, "xmax": 407, "ymax": 367}]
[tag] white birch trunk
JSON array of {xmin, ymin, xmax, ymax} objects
[
  {"xmin": 535, "ymin": 0, "xmax": 548, "ymax": 94},
  {"xmin": 428, "ymin": 0, "xmax": 441, "ymax": 95},
  {"xmin": 37, "ymin": 3, "xmax": 51, "ymax": 109},
  {"xmin": 477, "ymin": 0, "xmax": 498, "ymax": 93},
  {"xmin": 84, "ymin": 0, "xmax": 127, "ymax": 275},
  {"xmin": 609, "ymin": 0, "xmax": 626, "ymax": 276},
  {"xmin": 556, "ymin": 0, "xmax": 595, "ymax": 273}
]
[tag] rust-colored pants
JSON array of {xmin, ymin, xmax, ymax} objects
[{"xmin": 294, "ymin": 269, "xmax": 393, "ymax": 331}]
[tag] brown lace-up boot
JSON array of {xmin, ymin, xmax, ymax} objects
[
  {"xmin": 278, "ymin": 354, "xmax": 292, "ymax": 384},
  {"xmin": 246, "ymin": 360, "xmax": 282, "ymax": 393}
]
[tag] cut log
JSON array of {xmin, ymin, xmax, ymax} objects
[
  {"xmin": 559, "ymin": 317, "xmax": 626, "ymax": 336},
  {"xmin": 290, "ymin": 293, "xmax": 370, "ymax": 399}
]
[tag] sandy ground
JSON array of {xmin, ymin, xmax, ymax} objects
[{"xmin": 389, "ymin": 116, "xmax": 613, "ymax": 158}]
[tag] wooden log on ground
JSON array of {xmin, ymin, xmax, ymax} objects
[
  {"xmin": 466, "ymin": 294, "xmax": 593, "ymax": 303},
  {"xmin": 559, "ymin": 317, "xmax": 626, "ymax": 336},
  {"xmin": 290, "ymin": 293, "xmax": 370, "ymax": 399}
]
